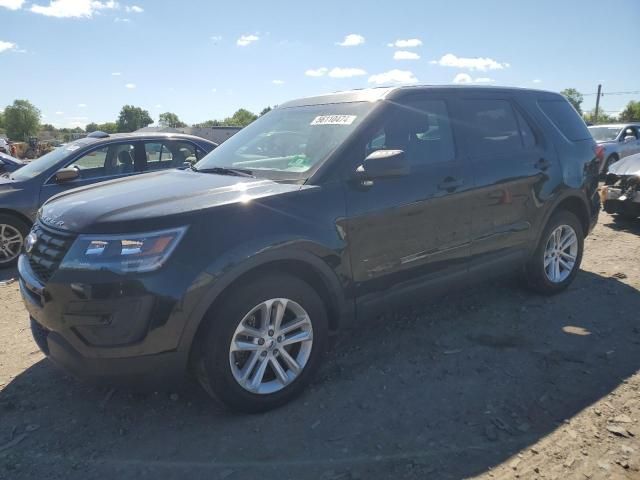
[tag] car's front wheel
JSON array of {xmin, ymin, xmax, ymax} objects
[
  {"xmin": 524, "ymin": 210, "xmax": 584, "ymax": 295},
  {"xmin": 194, "ymin": 273, "xmax": 328, "ymax": 413},
  {"xmin": 0, "ymin": 214, "xmax": 29, "ymax": 269}
]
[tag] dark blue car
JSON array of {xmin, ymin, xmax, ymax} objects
[
  {"xmin": 0, "ymin": 152, "xmax": 25, "ymax": 174},
  {"xmin": 0, "ymin": 131, "xmax": 217, "ymax": 267}
]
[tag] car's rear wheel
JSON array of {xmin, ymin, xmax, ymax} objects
[
  {"xmin": 194, "ymin": 273, "xmax": 328, "ymax": 413},
  {"xmin": 523, "ymin": 210, "xmax": 584, "ymax": 295},
  {"xmin": 0, "ymin": 214, "xmax": 29, "ymax": 269}
]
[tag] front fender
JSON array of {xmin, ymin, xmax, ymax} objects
[{"xmin": 174, "ymin": 238, "xmax": 351, "ymax": 359}]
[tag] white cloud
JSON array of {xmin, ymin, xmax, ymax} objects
[
  {"xmin": 77, "ymin": 103, "xmax": 87, "ymax": 107},
  {"xmin": 272, "ymin": 79, "xmax": 285, "ymax": 85},
  {"xmin": 111, "ymin": 71, "xmax": 121, "ymax": 76},
  {"xmin": 394, "ymin": 50, "xmax": 420, "ymax": 60},
  {"xmin": 336, "ymin": 33, "xmax": 365, "ymax": 47},
  {"xmin": 532, "ymin": 79, "xmax": 542, "ymax": 83},
  {"xmin": 154, "ymin": 104, "xmax": 162, "ymax": 108},
  {"xmin": 114, "ymin": 17, "xmax": 130, "ymax": 22},
  {"xmin": 211, "ymin": 88, "xmax": 217, "ymax": 93},
  {"xmin": 0, "ymin": 0, "xmax": 24, "ymax": 10},
  {"xmin": 328, "ymin": 67, "xmax": 366, "ymax": 78},
  {"xmin": 55, "ymin": 111, "xmax": 64, "ymax": 115},
  {"xmin": 0, "ymin": 40, "xmax": 16, "ymax": 53},
  {"xmin": 368, "ymin": 69, "xmax": 418, "ymax": 85},
  {"xmin": 237, "ymin": 34, "xmax": 259, "ymax": 46},
  {"xmin": 30, "ymin": 0, "xmax": 119, "ymax": 18},
  {"xmin": 210, "ymin": 35, "xmax": 222, "ymax": 43},
  {"xmin": 387, "ymin": 38, "xmax": 422, "ymax": 48},
  {"xmin": 452, "ymin": 73, "xmax": 495, "ymax": 84},
  {"xmin": 305, "ymin": 67, "xmax": 328, "ymax": 77},
  {"xmin": 125, "ymin": 4, "xmax": 142, "ymax": 13},
  {"xmin": 125, "ymin": 83, "xmax": 136, "ymax": 89},
  {"xmin": 431, "ymin": 53, "xmax": 509, "ymax": 71}
]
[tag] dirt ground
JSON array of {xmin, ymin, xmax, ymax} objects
[{"xmin": 0, "ymin": 212, "xmax": 639, "ymax": 480}]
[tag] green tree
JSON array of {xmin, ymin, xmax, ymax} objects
[
  {"xmin": 195, "ymin": 119, "xmax": 223, "ymax": 127},
  {"xmin": 97, "ymin": 122, "xmax": 118, "ymax": 133},
  {"xmin": 116, "ymin": 105, "xmax": 153, "ymax": 132},
  {"xmin": 583, "ymin": 109, "xmax": 617, "ymax": 125},
  {"xmin": 4, "ymin": 99, "xmax": 41, "ymax": 141},
  {"xmin": 41, "ymin": 123, "xmax": 56, "ymax": 131},
  {"xmin": 158, "ymin": 112, "xmax": 187, "ymax": 128},
  {"xmin": 618, "ymin": 100, "xmax": 640, "ymax": 122},
  {"xmin": 85, "ymin": 122, "xmax": 99, "ymax": 132},
  {"xmin": 560, "ymin": 88, "xmax": 584, "ymax": 115},
  {"xmin": 0, "ymin": 111, "xmax": 4, "ymax": 130},
  {"xmin": 223, "ymin": 108, "xmax": 258, "ymax": 126},
  {"xmin": 260, "ymin": 106, "xmax": 272, "ymax": 116}
]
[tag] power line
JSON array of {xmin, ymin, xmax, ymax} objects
[{"xmin": 582, "ymin": 90, "xmax": 640, "ymax": 96}]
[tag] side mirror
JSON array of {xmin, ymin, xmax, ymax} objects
[
  {"xmin": 359, "ymin": 149, "xmax": 409, "ymax": 179},
  {"xmin": 623, "ymin": 135, "xmax": 636, "ymax": 143},
  {"xmin": 54, "ymin": 167, "xmax": 80, "ymax": 182}
]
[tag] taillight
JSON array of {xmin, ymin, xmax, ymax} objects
[{"xmin": 594, "ymin": 145, "xmax": 605, "ymax": 163}]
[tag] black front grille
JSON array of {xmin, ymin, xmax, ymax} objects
[{"xmin": 27, "ymin": 221, "xmax": 76, "ymax": 283}]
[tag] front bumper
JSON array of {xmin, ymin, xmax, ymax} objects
[
  {"xmin": 17, "ymin": 254, "xmax": 194, "ymax": 386},
  {"xmin": 601, "ymin": 186, "xmax": 640, "ymax": 216}
]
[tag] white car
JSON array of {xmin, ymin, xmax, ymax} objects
[{"xmin": 588, "ymin": 123, "xmax": 640, "ymax": 172}]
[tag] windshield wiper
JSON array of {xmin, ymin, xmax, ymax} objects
[{"xmin": 191, "ymin": 165, "xmax": 255, "ymax": 178}]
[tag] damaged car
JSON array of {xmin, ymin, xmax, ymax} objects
[{"xmin": 602, "ymin": 152, "xmax": 640, "ymax": 219}]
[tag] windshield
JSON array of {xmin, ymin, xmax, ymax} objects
[
  {"xmin": 588, "ymin": 126, "xmax": 621, "ymax": 142},
  {"xmin": 10, "ymin": 143, "xmax": 82, "ymax": 181},
  {"xmin": 194, "ymin": 102, "xmax": 375, "ymax": 180}
]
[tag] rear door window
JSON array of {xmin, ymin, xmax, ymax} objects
[
  {"xmin": 538, "ymin": 100, "xmax": 591, "ymax": 141},
  {"xmin": 462, "ymin": 99, "xmax": 523, "ymax": 156},
  {"xmin": 144, "ymin": 141, "xmax": 199, "ymax": 171}
]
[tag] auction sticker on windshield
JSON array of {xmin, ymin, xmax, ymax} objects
[{"xmin": 310, "ymin": 115, "xmax": 357, "ymax": 126}]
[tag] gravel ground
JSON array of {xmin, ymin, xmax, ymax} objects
[{"xmin": 0, "ymin": 212, "xmax": 639, "ymax": 480}]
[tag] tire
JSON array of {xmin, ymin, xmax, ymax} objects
[
  {"xmin": 603, "ymin": 154, "xmax": 619, "ymax": 174},
  {"xmin": 0, "ymin": 214, "xmax": 29, "ymax": 269},
  {"xmin": 523, "ymin": 210, "xmax": 584, "ymax": 295},
  {"xmin": 193, "ymin": 273, "xmax": 328, "ymax": 413}
]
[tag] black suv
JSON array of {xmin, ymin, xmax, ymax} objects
[
  {"xmin": 0, "ymin": 132, "xmax": 216, "ymax": 267},
  {"xmin": 18, "ymin": 87, "xmax": 600, "ymax": 412}
]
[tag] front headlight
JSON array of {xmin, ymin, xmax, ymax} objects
[{"xmin": 60, "ymin": 227, "xmax": 187, "ymax": 273}]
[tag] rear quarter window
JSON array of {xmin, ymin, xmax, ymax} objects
[{"xmin": 538, "ymin": 99, "xmax": 591, "ymax": 141}]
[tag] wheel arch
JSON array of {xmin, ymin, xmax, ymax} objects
[
  {"xmin": 0, "ymin": 208, "xmax": 33, "ymax": 229},
  {"xmin": 181, "ymin": 249, "xmax": 351, "ymax": 365},
  {"xmin": 533, "ymin": 193, "xmax": 590, "ymax": 251}
]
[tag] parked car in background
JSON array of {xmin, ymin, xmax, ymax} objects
[
  {"xmin": 0, "ymin": 152, "xmax": 25, "ymax": 175},
  {"xmin": 18, "ymin": 86, "xmax": 600, "ymax": 412},
  {"xmin": 588, "ymin": 123, "xmax": 640, "ymax": 173},
  {"xmin": 601, "ymin": 152, "xmax": 640, "ymax": 219},
  {"xmin": 0, "ymin": 138, "xmax": 11, "ymax": 154},
  {"xmin": 0, "ymin": 131, "xmax": 217, "ymax": 267}
]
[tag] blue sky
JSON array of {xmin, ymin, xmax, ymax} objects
[{"xmin": 1, "ymin": 0, "xmax": 639, "ymax": 128}]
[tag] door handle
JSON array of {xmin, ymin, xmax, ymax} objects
[
  {"xmin": 437, "ymin": 177, "xmax": 464, "ymax": 192},
  {"xmin": 534, "ymin": 158, "xmax": 551, "ymax": 171}
]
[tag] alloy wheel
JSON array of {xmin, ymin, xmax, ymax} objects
[
  {"xmin": 0, "ymin": 224, "xmax": 23, "ymax": 265},
  {"xmin": 543, "ymin": 224, "xmax": 578, "ymax": 283},
  {"xmin": 229, "ymin": 298, "xmax": 313, "ymax": 395}
]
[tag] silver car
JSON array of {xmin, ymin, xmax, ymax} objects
[{"xmin": 588, "ymin": 123, "xmax": 640, "ymax": 172}]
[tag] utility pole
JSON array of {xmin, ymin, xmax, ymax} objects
[{"xmin": 594, "ymin": 84, "xmax": 602, "ymax": 123}]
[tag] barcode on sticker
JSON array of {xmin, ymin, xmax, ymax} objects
[{"xmin": 310, "ymin": 115, "xmax": 357, "ymax": 126}]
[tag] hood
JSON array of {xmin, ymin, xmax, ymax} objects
[
  {"xmin": 608, "ymin": 153, "xmax": 640, "ymax": 177},
  {"xmin": 40, "ymin": 169, "xmax": 305, "ymax": 233}
]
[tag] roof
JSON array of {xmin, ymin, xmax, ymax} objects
[
  {"xmin": 588, "ymin": 123, "xmax": 640, "ymax": 128},
  {"xmin": 279, "ymin": 85, "xmax": 563, "ymax": 108},
  {"xmin": 78, "ymin": 131, "xmax": 218, "ymax": 145}
]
